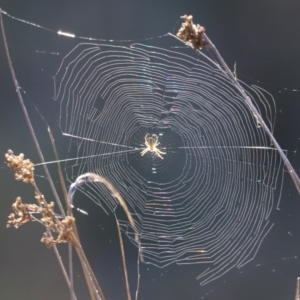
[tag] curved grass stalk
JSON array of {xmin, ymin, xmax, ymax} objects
[
  {"xmin": 68, "ymin": 172, "xmax": 143, "ymax": 300},
  {"xmin": 48, "ymin": 127, "xmax": 101, "ymax": 300},
  {"xmin": 0, "ymin": 9, "xmax": 105, "ymax": 300}
]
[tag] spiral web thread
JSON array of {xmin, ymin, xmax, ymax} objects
[{"xmin": 53, "ymin": 36, "xmax": 284, "ymax": 285}]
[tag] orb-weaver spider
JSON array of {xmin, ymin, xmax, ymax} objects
[{"xmin": 140, "ymin": 134, "xmax": 166, "ymax": 160}]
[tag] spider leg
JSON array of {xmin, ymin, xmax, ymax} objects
[
  {"xmin": 154, "ymin": 148, "xmax": 166, "ymax": 160},
  {"xmin": 156, "ymin": 152, "xmax": 164, "ymax": 160},
  {"xmin": 157, "ymin": 149, "xmax": 166, "ymax": 155},
  {"xmin": 140, "ymin": 148, "xmax": 148, "ymax": 156}
]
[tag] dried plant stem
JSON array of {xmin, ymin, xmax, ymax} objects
[
  {"xmin": 70, "ymin": 234, "xmax": 106, "ymax": 300},
  {"xmin": 175, "ymin": 15, "xmax": 300, "ymax": 196},
  {"xmin": 6, "ymin": 149, "xmax": 105, "ymax": 300},
  {"xmin": 69, "ymin": 173, "xmax": 140, "ymax": 248},
  {"xmin": 68, "ymin": 172, "xmax": 142, "ymax": 299},
  {"xmin": 0, "ymin": 9, "xmax": 77, "ymax": 299},
  {"xmin": 1, "ymin": 10, "xmax": 107, "ymax": 298},
  {"xmin": 294, "ymin": 277, "xmax": 300, "ymax": 300},
  {"xmin": 116, "ymin": 218, "xmax": 132, "ymax": 300},
  {"xmin": 47, "ymin": 127, "xmax": 74, "ymax": 298},
  {"xmin": 69, "ymin": 244, "xmax": 73, "ymax": 299},
  {"xmin": 0, "ymin": 10, "xmax": 66, "ymax": 216},
  {"xmin": 48, "ymin": 127, "xmax": 100, "ymax": 300},
  {"xmin": 135, "ymin": 243, "xmax": 141, "ymax": 300},
  {"xmin": 47, "ymin": 128, "xmax": 71, "ymax": 216},
  {"xmin": 201, "ymin": 32, "xmax": 300, "ymax": 196},
  {"xmin": 53, "ymin": 243, "xmax": 78, "ymax": 300}
]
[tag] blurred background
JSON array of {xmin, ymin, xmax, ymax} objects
[{"xmin": 1, "ymin": 0, "xmax": 300, "ymax": 299}]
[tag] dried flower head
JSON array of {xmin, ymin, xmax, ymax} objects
[
  {"xmin": 7, "ymin": 193, "xmax": 77, "ymax": 247},
  {"xmin": 5, "ymin": 150, "xmax": 34, "ymax": 183},
  {"xmin": 6, "ymin": 150, "xmax": 77, "ymax": 248},
  {"xmin": 7, "ymin": 197, "xmax": 34, "ymax": 228},
  {"xmin": 41, "ymin": 216, "xmax": 76, "ymax": 247},
  {"xmin": 177, "ymin": 15, "xmax": 208, "ymax": 50}
]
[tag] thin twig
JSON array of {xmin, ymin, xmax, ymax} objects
[
  {"xmin": 71, "ymin": 234, "xmax": 106, "ymax": 300},
  {"xmin": 47, "ymin": 127, "xmax": 74, "ymax": 299},
  {"xmin": 0, "ymin": 9, "xmax": 76, "ymax": 299},
  {"xmin": 175, "ymin": 15, "xmax": 300, "ymax": 196},
  {"xmin": 295, "ymin": 277, "xmax": 300, "ymax": 300},
  {"xmin": 53, "ymin": 243, "xmax": 78, "ymax": 300},
  {"xmin": 0, "ymin": 9, "xmax": 65, "ymax": 216},
  {"xmin": 69, "ymin": 173, "xmax": 140, "ymax": 248},
  {"xmin": 68, "ymin": 172, "xmax": 144, "ymax": 300},
  {"xmin": 48, "ymin": 127, "xmax": 100, "ymax": 300},
  {"xmin": 135, "ymin": 242, "xmax": 141, "ymax": 300},
  {"xmin": 202, "ymin": 32, "xmax": 300, "ymax": 196},
  {"xmin": 116, "ymin": 217, "xmax": 132, "ymax": 300}
]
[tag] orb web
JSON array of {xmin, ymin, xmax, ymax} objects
[{"xmin": 53, "ymin": 36, "xmax": 284, "ymax": 285}]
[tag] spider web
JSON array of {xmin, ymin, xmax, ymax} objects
[{"xmin": 53, "ymin": 35, "xmax": 284, "ymax": 285}]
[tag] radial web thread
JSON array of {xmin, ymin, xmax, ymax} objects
[{"xmin": 54, "ymin": 37, "xmax": 284, "ymax": 285}]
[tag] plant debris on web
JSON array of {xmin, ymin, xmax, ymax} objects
[{"xmin": 176, "ymin": 15, "xmax": 208, "ymax": 50}]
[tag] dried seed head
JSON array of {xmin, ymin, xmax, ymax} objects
[
  {"xmin": 177, "ymin": 15, "xmax": 208, "ymax": 50},
  {"xmin": 5, "ymin": 150, "xmax": 35, "ymax": 184},
  {"xmin": 7, "ymin": 197, "xmax": 34, "ymax": 228}
]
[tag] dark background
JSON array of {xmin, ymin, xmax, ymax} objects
[{"xmin": 1, "ymin": 0, "xmax": 300, "ymax": 299}]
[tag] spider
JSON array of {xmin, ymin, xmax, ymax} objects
[{"xmin": 140, "ymin": 134, "xmax": 166, "ymax": 160}]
